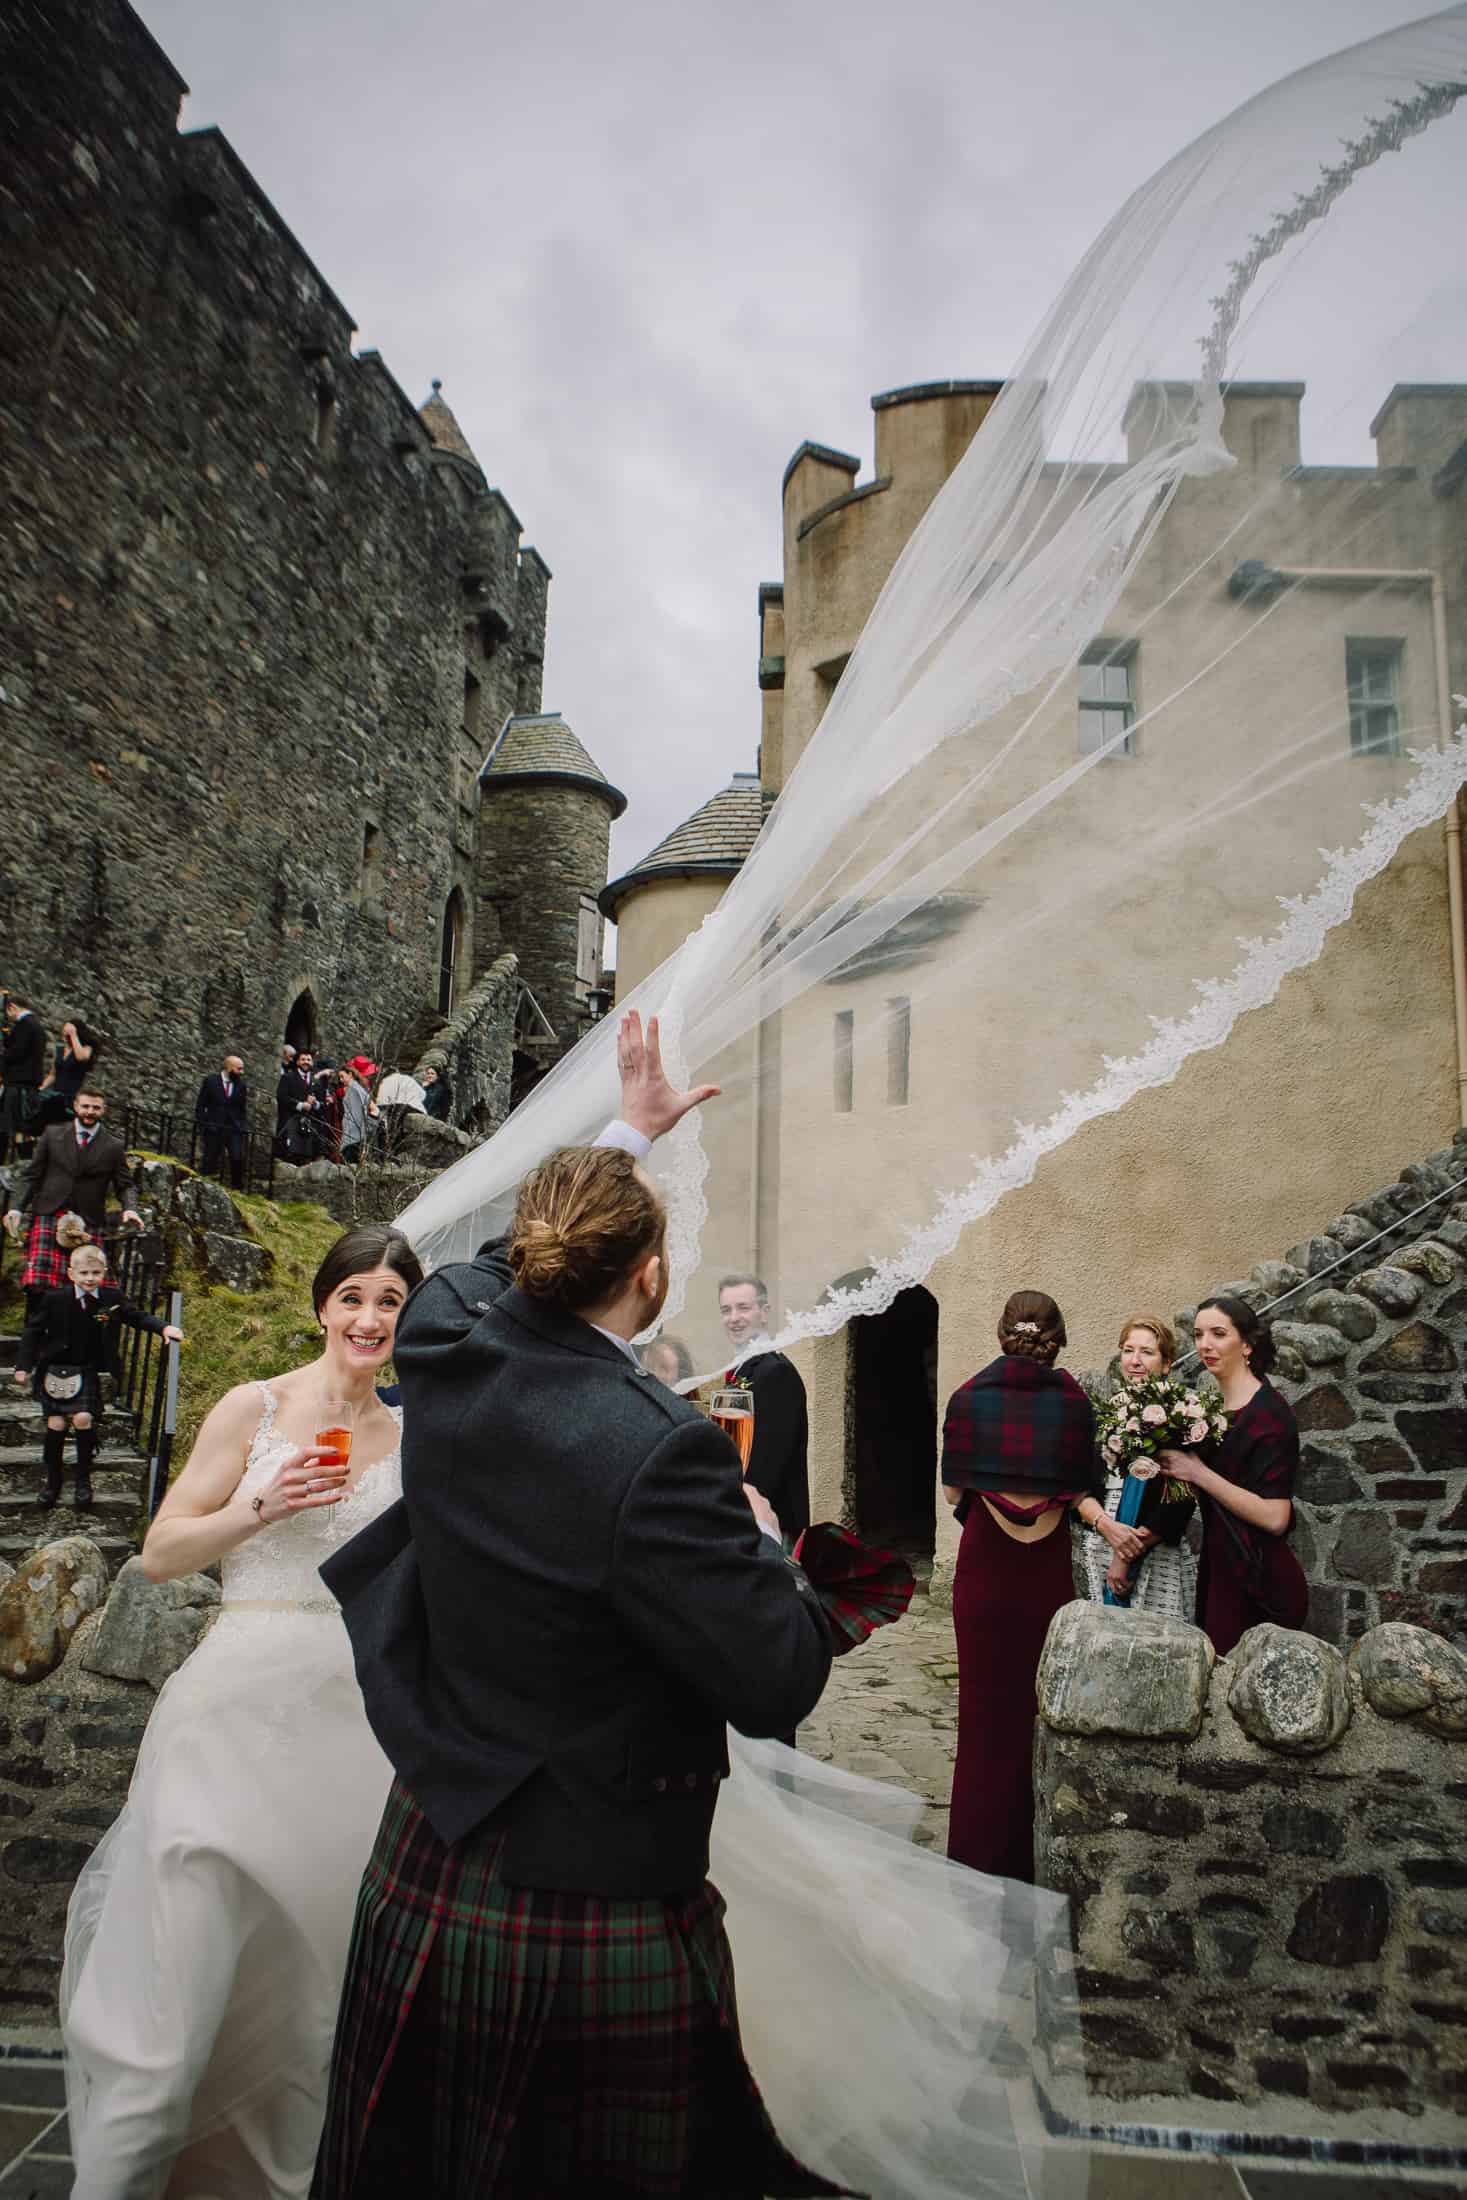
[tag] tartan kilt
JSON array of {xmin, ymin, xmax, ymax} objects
[
  {"xmin": 21, "ymin": 1212, "xmax": 97, "ymax": 1292},
  {"xmin": 313, "ymin": 1777, "xmax": 852, "ymax": 2200}
]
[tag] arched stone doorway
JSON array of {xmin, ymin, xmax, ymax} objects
[
  {"xmin": 844, "ymin": 1284, "xmax": 939, "ymax": 1556},
  {"xmin": 284, "ymin": 987, "xmax": 319, "ymax": 1054}
]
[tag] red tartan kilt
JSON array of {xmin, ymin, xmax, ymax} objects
[
  {"xmin": 313, "ymin": 1777, "xmax": 847, "ymax": 2200},
  {"xmin": 21, "ymin": 1212, "xmax": 98, "ymax": 1292}
]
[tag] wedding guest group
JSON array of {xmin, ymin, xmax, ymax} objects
[{"xmin": 14, "ymin": 1237, "xmax": 182, "ymax": 1509}]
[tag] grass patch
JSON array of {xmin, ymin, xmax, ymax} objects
[{"xmin": 172, "ymin": 1194, "xmax": 349, "ymax": 1459}]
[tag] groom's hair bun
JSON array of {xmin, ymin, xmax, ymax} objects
[
  {"xmin": 998, "ymin": 1288, "xmax": 1066, "ymax": 1364},
  {"xmin": 510, "ymin": 1145, "xmax": 666, "ymax": 1312}
]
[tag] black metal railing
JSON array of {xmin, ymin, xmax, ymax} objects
[
  {"xmin": 120, "ymin": 1102, "xmax": 277, "ymax": 1199},
  {"xmin": 98, "ymin": 1227, "xmax": 183, "ymax": 1516}
]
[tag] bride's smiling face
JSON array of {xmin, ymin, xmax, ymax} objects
[{"xmin": 320, "ymin": 1265, "xmax": 410, "ymax": 1371}]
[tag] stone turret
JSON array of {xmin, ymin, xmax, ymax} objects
[{"xmin": 477, "ymin": 714, "xmax": 625, "ymax": 1061}]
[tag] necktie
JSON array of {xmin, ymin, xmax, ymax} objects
[{"xmin": 77, "ymin": 1128, "xmax": 94, "ymax": 1147}]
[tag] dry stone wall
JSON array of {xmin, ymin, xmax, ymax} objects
[
  {"xmin": 1034, "ymin": 1601, "xmax": 1467, "ymax": 2138},
  {"xmin": 1170, "ymin": 1131, "xmax": 1467, "ymax": 1653}
]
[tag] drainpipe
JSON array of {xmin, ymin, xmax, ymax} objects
[{"xmin": 1245, "ymin": 565, "xmax": 1467, "ymax": 1126}]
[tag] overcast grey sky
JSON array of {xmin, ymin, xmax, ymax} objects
[{"xmin": 134, "ymin": 0, "xmax": 1443, "ymax": 883}]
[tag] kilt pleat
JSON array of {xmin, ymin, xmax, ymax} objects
[{"xmin": 314, "ymin": 1778, "xmax": 850, "ymax": 2199}]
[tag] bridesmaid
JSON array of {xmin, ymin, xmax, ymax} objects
[
  {"xmin": 1076, "ymin": 1314, "xmax": 1198, "ymax": 1618},
  {"xmin": 940, "ymin": 1289, "xmax": 1095, "ymax": 1881},
  {"xmin": 1159, "ymin": 1294, "xmax": 1309, "ymax": 1653}
]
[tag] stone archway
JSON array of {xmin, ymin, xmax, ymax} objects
[
  {"xmin": 284, "ymin": 987, "xmax": 319, "ymax": 1054},
  {"xmin": 845, "ymin": 1284, "xmax": 939, "ymax": 1556}
]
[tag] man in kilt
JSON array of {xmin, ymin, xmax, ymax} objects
[
  {"xmin": 315, "ymin": 1015, "xmax": 846, "ymax": 2198},
  {"xmin": 4, "ymin": 1084, "xmax": 143, "ymax": 1316}
]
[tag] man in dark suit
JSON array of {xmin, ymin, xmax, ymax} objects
[
  {"xmin": 718, "ymin": 1271, "xmax": 811, "ymax": 1540},
  {"xmin": 194, "ymin": 1054, "xmax": 248, "ymax": 1188},
  {"xmin": 1, "ymin": 993, "xmax": 49, "ymax": 1161},
  {"xmin": 4, "ymin": 1086, "xmax": 142, "ymax": 1310},
  {"xmin": 314, "ymin": 1015, "xmax": 838, "ymax": 2197}
]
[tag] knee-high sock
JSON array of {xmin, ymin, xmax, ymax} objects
[
  {"xmin": 74, "ymin": 1425, "xmax": 97, "ymax": 1480},
  {"xmin": 42, "ymin": 1426, "xmax": 65, "ymax": 1491}
]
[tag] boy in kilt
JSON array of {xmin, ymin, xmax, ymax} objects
[
  {"xmin": 15, "ymin": 1240, "xmax": 183, "ymax": 1508},
  {"xmin": 315, "ymin": 1016, "xmax": 847, "ymax": 2198}
]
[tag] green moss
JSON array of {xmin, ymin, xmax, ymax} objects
[{"xmin": 172, "ymin": 1194, "xmax": 349, "ymax": 1459}]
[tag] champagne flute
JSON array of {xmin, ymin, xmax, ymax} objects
[
  {"xmin": 313, "ymin": 1397, "xmax": 356, "ymax": 1490},
  {"xmin": 710, "ymin": 1386, "xmax": 755, "ymax": 1472}
]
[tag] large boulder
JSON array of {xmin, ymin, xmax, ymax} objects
[
  {"xmin": 82, "ymin": 1557, "xmax": 221, "ymax": 1690},
  {"xmin": 397, "ymin": 1112, "xmax": 470, "ymax": 1160},
  {"xmin": 1350, "ymin": 1622, "xmax": 1467, "ymax": 1737},
  {"xmin": 1228, "ymin": 1624, "xmax": 1351, "ymax": 1754},
  {"xmin": 1037, "ymin": 1601, "xmax": 1214, "ymax": 1741},
  {"xmin": 202, "ymin": 1232, "xmax": 272, "ymax": 1292},
  {"xmin": 175, "ymin": 1174, "xmax": 246, "ymax": 1235},
  {"xmin": 0, "ymin": 1536, "xmax": 110, "ymax": 1683},
  {"xmin": 1352, "ymin": 1265, "xmax": 1425, "ymax": 1317}
]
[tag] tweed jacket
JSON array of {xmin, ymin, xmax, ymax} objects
[
  {"xmin": 322, "ymin": 1243, "xmax": 833, "ymax": 1896},
  {"xmin": 12, "ymin": 1122, "xmax": 136, "ymax": 1228},
  {"xmin": 941, "ymin": 1352, "xmax": 1097, "ymax": 1499}
]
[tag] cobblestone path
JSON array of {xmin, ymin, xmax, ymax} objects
[{"xmin": 798, "ymin": 1574, "xmax": 959, "ymax": 1848}]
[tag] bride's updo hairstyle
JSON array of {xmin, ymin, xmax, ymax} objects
[
  {"xmin": 1195, "ymin": 1293, "xmax": 1277, "ymax": 1377},
  {"xmin": 311, "ymin": 1224, "xmax": 423, "ymax": 1317},
  {"xmin": 998, "ymin": 1289, "xmax": 1066, "ymax": 1365},
  {"xmin": 510, "ymin": 1146, "xmax": 665, "ymax": 1313}
]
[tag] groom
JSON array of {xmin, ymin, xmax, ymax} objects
[{"xmin": 314, "ymin": 1016, "xmax": 845, "ymax": 2197}]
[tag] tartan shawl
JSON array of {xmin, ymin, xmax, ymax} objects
[{"xmin": 941, "ymin": 1353, "xmax": 1096, "ymax": 1497}]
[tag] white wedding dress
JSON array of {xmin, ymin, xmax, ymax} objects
[{"xmin": 62, "ymin": 1384, "xmax": 1074, "ymax": 2200}]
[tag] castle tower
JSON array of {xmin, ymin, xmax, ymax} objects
[
  {"xmin": 600, "ymin": 772, "xmax": 766, "ymax": 1002},
  {"xmin": 477, "ymin": 713, "xmax": 625, "ymax": 1067}
]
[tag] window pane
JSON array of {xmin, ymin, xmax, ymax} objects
[
  {"xmin": 833, "ymin": 1009, "xmax": 854, "ymax": 1113},
  {"xmin": 886, "ymin": 997, "xmax": 910, "ymax": 1107},
  {"xmin": 1078, "ymin": 662, "xmax": 1107, "ymax": 702}
]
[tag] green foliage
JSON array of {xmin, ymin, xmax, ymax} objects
[{"xmin": 171, "ymin": 1194, "xmax": 349, "ymax": 1459}]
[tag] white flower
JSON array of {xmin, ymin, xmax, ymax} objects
[
  {"xmin": 1140, "ymin": 1403, "xmax": 1167, "ymax": 1426},
  {"xmin": 1128, "ymin": 1460, "xmax": 1160, "ymax": 1481},
  {"xmin": 1188, "ymin": 1421, "xmax": 1208, "ymax": 1445}
]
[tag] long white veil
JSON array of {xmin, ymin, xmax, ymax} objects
[{"xmin": 400, "ymin": 9, "xmax": 1467, "ymax": 1378}]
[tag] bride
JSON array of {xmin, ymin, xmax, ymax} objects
[
  {"xmin": 61, "ymin": 1222, "xmax": 422, "ymax": 2199},
  {"xmin": 59, "ymin": 1035, "xmax": 1069, "ymax": 2200}
]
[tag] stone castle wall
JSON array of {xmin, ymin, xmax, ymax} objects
[
  {"xmin": 0, "ymin": 0, "xmax": 552, "ymax": 1114},
  {"xmin": 1033, "ymin": 1603, "xmax": 1467, "ymax": 2139}
]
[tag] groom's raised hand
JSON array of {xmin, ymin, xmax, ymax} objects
[{"xmin": 617, "ymin": 1010, "xmax": 720, "ymax": 1142}]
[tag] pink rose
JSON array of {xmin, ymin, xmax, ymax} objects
[
  {"xmin": 1188, "ymin": 1421, "xmax": 1208, "ymax": 1445},
  {"xmin": 1128, "ymin": 1460, "xmax": 1160, "ymax": 1481},
  {"xmin": 1140, "ymin": 1404, "xmax": 1167, "ymax": 1426}
]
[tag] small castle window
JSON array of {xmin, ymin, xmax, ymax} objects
[
  {"xmin": 1078, "ymin": 641, "xmax": 1137, "ymax": 756},
  {"xmin": 577, "ymin": 898, "xmax": 601, "ymax": 993},
  {"xmin": 312, "ymin": 378, "xmax": 337, "ymax": 456},
  {"xmin": 439, "ymin": 890, "xmax": 465, "ymax": 1014},
  {"xmin": 834, "ymin": 1009, "xmax": 854, "ymax": 1114},
  {"xmin": 1347, "ymin": 640, "xmax": 1402, "ymax": 757},
  {"xmin": 886, "ymin": 997, "xmax": 910, "ymax": 1107},
  {"xmin": 463, "ymin": 668, "xmax": 482, "ymax": 742},
  {"xmin": 361, "ymin": 822, "xmax": 383, "ymax": 901}
]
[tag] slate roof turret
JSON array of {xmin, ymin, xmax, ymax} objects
[
  {"xmin": 479, "ymin": 712, "xmax": 626, "ymax": 818},
  {"xmin": 599, "ymin": 772, "xmax": 766, "ymax": 920}
]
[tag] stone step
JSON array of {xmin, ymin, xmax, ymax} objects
[
  {"xmin": 0, "ymin": 1402, "xmax": 135, "ymax": 1445},
  {"xmin": 0, "ymin": 1443, "xmax": 146, "ymax": 1483},
  {"xmin": 0, "ymin": 1472, "xmax": 138, "ymax": 1516},
  {"xmin": 0, "ymin": 1524, "xmax": 137, "ymax": 1576}
]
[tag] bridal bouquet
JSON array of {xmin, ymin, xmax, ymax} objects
[{"xmin": 1093, "ymin": 1374, "xmax": 1225, "ymax": 1536}]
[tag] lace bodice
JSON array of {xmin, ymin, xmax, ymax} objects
[{"xmin": 220, "ymin": 1383, "xmax": 402, "ymax": 1613}]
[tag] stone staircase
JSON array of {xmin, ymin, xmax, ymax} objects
[{"xmin": 0, "ymin": 1333, "xmax": 145, "ymax": 1578}]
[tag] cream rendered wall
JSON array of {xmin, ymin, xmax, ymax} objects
[{"xmin": 611, "ymin": 874, "xmax": 730, "ymax": 1002}]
